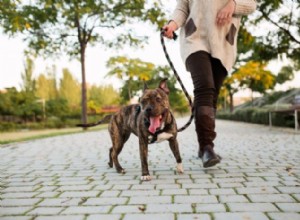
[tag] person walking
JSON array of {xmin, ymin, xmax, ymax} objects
[{"xmin": 163, "ymin": 0, "xmax": 257, "ymax": 167}]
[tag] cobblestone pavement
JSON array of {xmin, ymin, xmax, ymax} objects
[{"xmin": 0, "ymin": 118, "xmax": 300, "ymax": 220}]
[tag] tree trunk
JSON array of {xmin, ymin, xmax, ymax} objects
[
  {"xmin": 229, "ymin": 93, "xmax": 234, "ymax": 113},
  {"xmin": 80, "ymin": 45, "xmax": 88, "ymax": 129}
]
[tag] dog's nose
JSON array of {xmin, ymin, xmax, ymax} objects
[{"xmin": 146, "ymin": 107, "xmax": 152, "ymax": 114}]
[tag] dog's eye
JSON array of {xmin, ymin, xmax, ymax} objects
[{"xmin": 156, "ymin": 97, "xmax": 161, "ymax": 103}]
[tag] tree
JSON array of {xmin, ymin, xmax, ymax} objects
[
  {"xmin": 276, "ymin": 65, "xmax": 294, "ymax": 85},
  {"xmin": 0, "ymin": 0, "xmax": 166, "ymax": 126},
  {"xmin": 249, "ymin": 0, "xmax": 300, "ymax": 68},
  {"xmin": 59, "ymin": 68, "xmax": 81, "ymax": 112},
  {"xmin": 235, "ymin": 61, "xmax": 276, "ymax": 103},
  {"xmin": 36, "ymin": 65, "xmax": 58, "ymax": 101},
  {"xmin": 88, "ymin": 85, "xmax": 120, "ymax": 108},
  {"xmin": 20, "ymin": 57, "xmax": 36, "ymax": 93},
  {"xmin": 107, "ymin": 56, "xmax": 155, "ymax": 101},
  {"xmin": 107, "ymin": 56, "xmax": 189, "ymax": 113}
]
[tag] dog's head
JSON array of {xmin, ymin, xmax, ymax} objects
[{"xmin": 140, "ymin": 79, "xmax": 170, "ymax": 134}]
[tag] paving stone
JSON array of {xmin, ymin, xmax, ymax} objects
[
  {"xmin": 248, "ymin": 194, "xmax": 296, "ymax": 202},
  {"xmin": 38, "ymin": 198, "xmax": 82, "ymax": 206},
  {"xmin": 0, "ymin": 207, "xmax": 32, "ymax": 216},
  {"xmin": 219, "ymin": 195, "xmax": 249, "ymax": 203},
  {"xmin": 214, "ymin": 212, "xmax": 269, "ymax": 220},
  {"xmin": 267, "ymin": 213, "xmax": 300, "ymax": 220},
  {"xmin": 87, "ymin": 214, "xmax": 122, "ymax": 220},
  {"xmin": 84, "ymin": 197, "xmax": 128, "ymax": 205},
  {"xmin": 0, "ymin": 217, "xmax": 32, "ymax": 220},
  {"xmin": 227, "ymin": 203, "xmax": 279, "ymax": 212},
  {"xmin": 0, "ymin": 198, "xmax": 41, "ymax": 207},
  {"xmin": 35, "ymin": 216, "xmax": 84, "ymax": 220},
  {"xmin": 146, "ymin": 204, "xmax": 193, "ymax": 213},
  {"xmin": 177, "ymin": 214, "xmax": 211, "ymax": 220},
  {"xmin": 28, "ymin": 207, "xmax": 63, "ymax": 215},
  {"xmin": 1, "ymin": 118, "xmax": 300, "ymax": 219},
  {"xmin": 174, "ymin": 195, "xmax": 218, "ymax": 204},
  {"xmin": 195, "ymin": 204, "xmax": 226, "ymax": 212},
  {"xmin": 128, "ymin": 196, "xmax": 171, "ymax": 204},
  {"xmin": 276, "ymin": 203, "xmax": 300, "ymax": 212},
  {"xmin": 61, "ymin": 206, "xmax": 111, "ymax": 214},
  {"xmin": 123, "ymin": 214, "xmax": 174, "ymax": 220}
]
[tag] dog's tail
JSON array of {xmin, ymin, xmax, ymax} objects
[{"xmin": 76, "ymin": 115, "xmax": 112, "ymax": 127}]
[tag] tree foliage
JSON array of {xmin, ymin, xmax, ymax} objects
[
  {"xmin": 106, "ymin": 56, "xmax": 189, "ymax": 113},
  {"xmin": 0, "ymin": 0, "xmax": 167, "ymax": 125},
  {"xmin": 248, "ymin": 0, "xmax": 300, "ymax": 67}
]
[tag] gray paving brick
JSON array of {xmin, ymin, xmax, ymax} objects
[
  {"xmin": 28, "ymin": 207, "xmax": 63, "ymax": 215},
  {"xmin": 276, "ymin": 203, "xmax": 300, "ymax": 212},
  {"xmin": 35, "ymin": 216, "xmax": 84, "ymax": 220},
  {"xmin": 177, "ymin": 214, "xmax": 211, "ymax": 220},
  {"xmin": 268, "ymin": 213, "xmax": 300, "ymax": 220},
  {"xmin": 1, "ymin": 118, "xmax": 300, "ymax": 219},
  {"xmin": 214, "ymin": 212, "xmax": 269, "ymax": 220},
  {"xmin": 128, "ymin": 196, "xmax": 171, "ymax": 204},
  {"xmin": 87, "ymin": 214, "xmax": 122, "ymax": 220},
  {"xmin": 146, "ymin": 204, "xmax": 192, "ymax": 213},
  {"xmin": 236, "ymin": 187, "xmax": 279, "ymax": 194},
  {"xmin": 1, "ymin": 192, "xmax": 38, "ymax": 198},
  {"xmin": 38, "ymin": 198, "xmax": 82, "ymax": 206},
  {"xmin": 219, "ymin": 195, "xmax": 249, "ymax": 203},
  {"xmin": 0, "ymin": 217, "xmax": 32, "ymax": 220},
  {"xmin": 120, "ymin": 190, "xmax": 159, "ymax": 197},
  {"xmin": 277, "ymin": 187, "xmax": 300, "ymax": 194},
  {"xmin": 0, "ymin": 198, "xmax": 41, "ymax": 207},
  {"xmin": 85, "ymin": 197, "xmax": 128, "ymax": 205},
  {"xmin": 61, "ymin": 206, "xmax": 111, "ymax": 214},
  {"xmin": 209, "ymin": 188, "xmax": 236, "ymax": 195},
  {"xmin": 123, "ymin": 214, "xmax": 174, "ymax": 220},
  {"xmin": 0, "ymin": 207, "xmax": 31, "ymax": 216},
  {"xmin": 195, "ymin": 204, "xmax": 226, "ymax": 212},
  {"xmin": 248, "ymin": 194, "xmax": 296, "ymax": 202},
  {"xmin": 228, "ymin": 203, "xmax": 279, "ymax": 212},
  {"xmin": 162, "ymin": 189, "xmax": 187, "ymax": 195},
  {"xmin": 174, "ymin": 195, "xmax": 218, "ymax": 203},
  {"xmin": 59, "ymin": 191, "xmax": 99, "ymax": 198}
]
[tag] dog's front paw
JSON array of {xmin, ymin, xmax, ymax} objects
[
  {"xmin": 176, "ymin": 163, "xmax": 184, "ymax": 174},
  {"xmin": 140, "ymin": 175, "xmax": 152, "ymax": 181}
]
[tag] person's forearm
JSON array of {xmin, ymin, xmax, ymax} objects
[
  {"xmin": 170, "ymin": 0, "xmax": 189, "ymax": 28},
  {"xmin": 233, "ymin": 0, "xmax": 257, "ymax": 16}
]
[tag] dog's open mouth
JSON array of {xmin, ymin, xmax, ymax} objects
[{"xmin": 149, "ymin": 115, "xmax": 162, "ymax": 134}]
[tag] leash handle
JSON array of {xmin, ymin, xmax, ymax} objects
[
  {"xmin": 161, "ymin": 28, "xmax": 178, "ymax": 41},
  {"xmin": 160, "ymin": 30, "xmax": 194, "ymax": 133}
]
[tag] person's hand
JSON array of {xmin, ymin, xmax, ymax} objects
[
  {"xmin": 216, "ymin": 0, "xmax": 235, "ymax": 26},
  {"xmin": 162, "ymin": 20, "xmax": 178, "ymax": 39}
]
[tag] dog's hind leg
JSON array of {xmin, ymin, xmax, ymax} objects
[{"xmin": 168, "ymin": 138, "xmax": 184, "ymax": 174}]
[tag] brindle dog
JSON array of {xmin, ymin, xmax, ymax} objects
[{"xmin": 77, "ymin": 79, "xmax": 184, "ymax": 181}]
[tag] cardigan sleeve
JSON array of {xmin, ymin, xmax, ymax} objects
[
  {"xmin": 234, "ymin": 0, "xmax": 257, "ymax": 16},
  {"xmin": 170, "ymin": 0, "xmax": 189, "ymax": 28}
]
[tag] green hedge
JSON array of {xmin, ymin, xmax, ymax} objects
[{"xmin": 217, "ymin": 107, "xmax": 297, "ymax": 128}]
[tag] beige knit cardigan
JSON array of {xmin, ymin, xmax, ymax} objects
[{"xmin": 170, "ymin": 0, "xmax": 257, "ymax": 72}]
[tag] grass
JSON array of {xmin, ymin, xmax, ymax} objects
[{"xmin": 0, "ymin": 125, "xmax": 108, "ymax": 145}]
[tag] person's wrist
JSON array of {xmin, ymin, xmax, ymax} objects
[{"xmin": 168, "ymin": 20, "xmax": 178, "ymax": 30}]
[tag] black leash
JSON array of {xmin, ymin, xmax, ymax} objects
[{"xmin": 160, "ymin": 29, "xmax": 194, "ymax": 132}]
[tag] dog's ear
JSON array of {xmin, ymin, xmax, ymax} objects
[
  {"xmin": 159, "ymin": 78, "xmax": 170, "ymax": 95},
  {"xmin": 143, "ymin": 81, "xmax": 149, "ymax": 91}
]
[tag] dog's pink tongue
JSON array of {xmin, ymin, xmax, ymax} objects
[{"xmin": 149, "ymin": 116, "xmax": 161, "ymax": 134}]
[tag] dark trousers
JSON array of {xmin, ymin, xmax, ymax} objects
[
  {"xmin": 186, "ymin": 51, "xmax": 227, "ymax": 152},
  {"xmin": 185, "ymin": 51, "xmax": 227, "ymax": 108}
]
